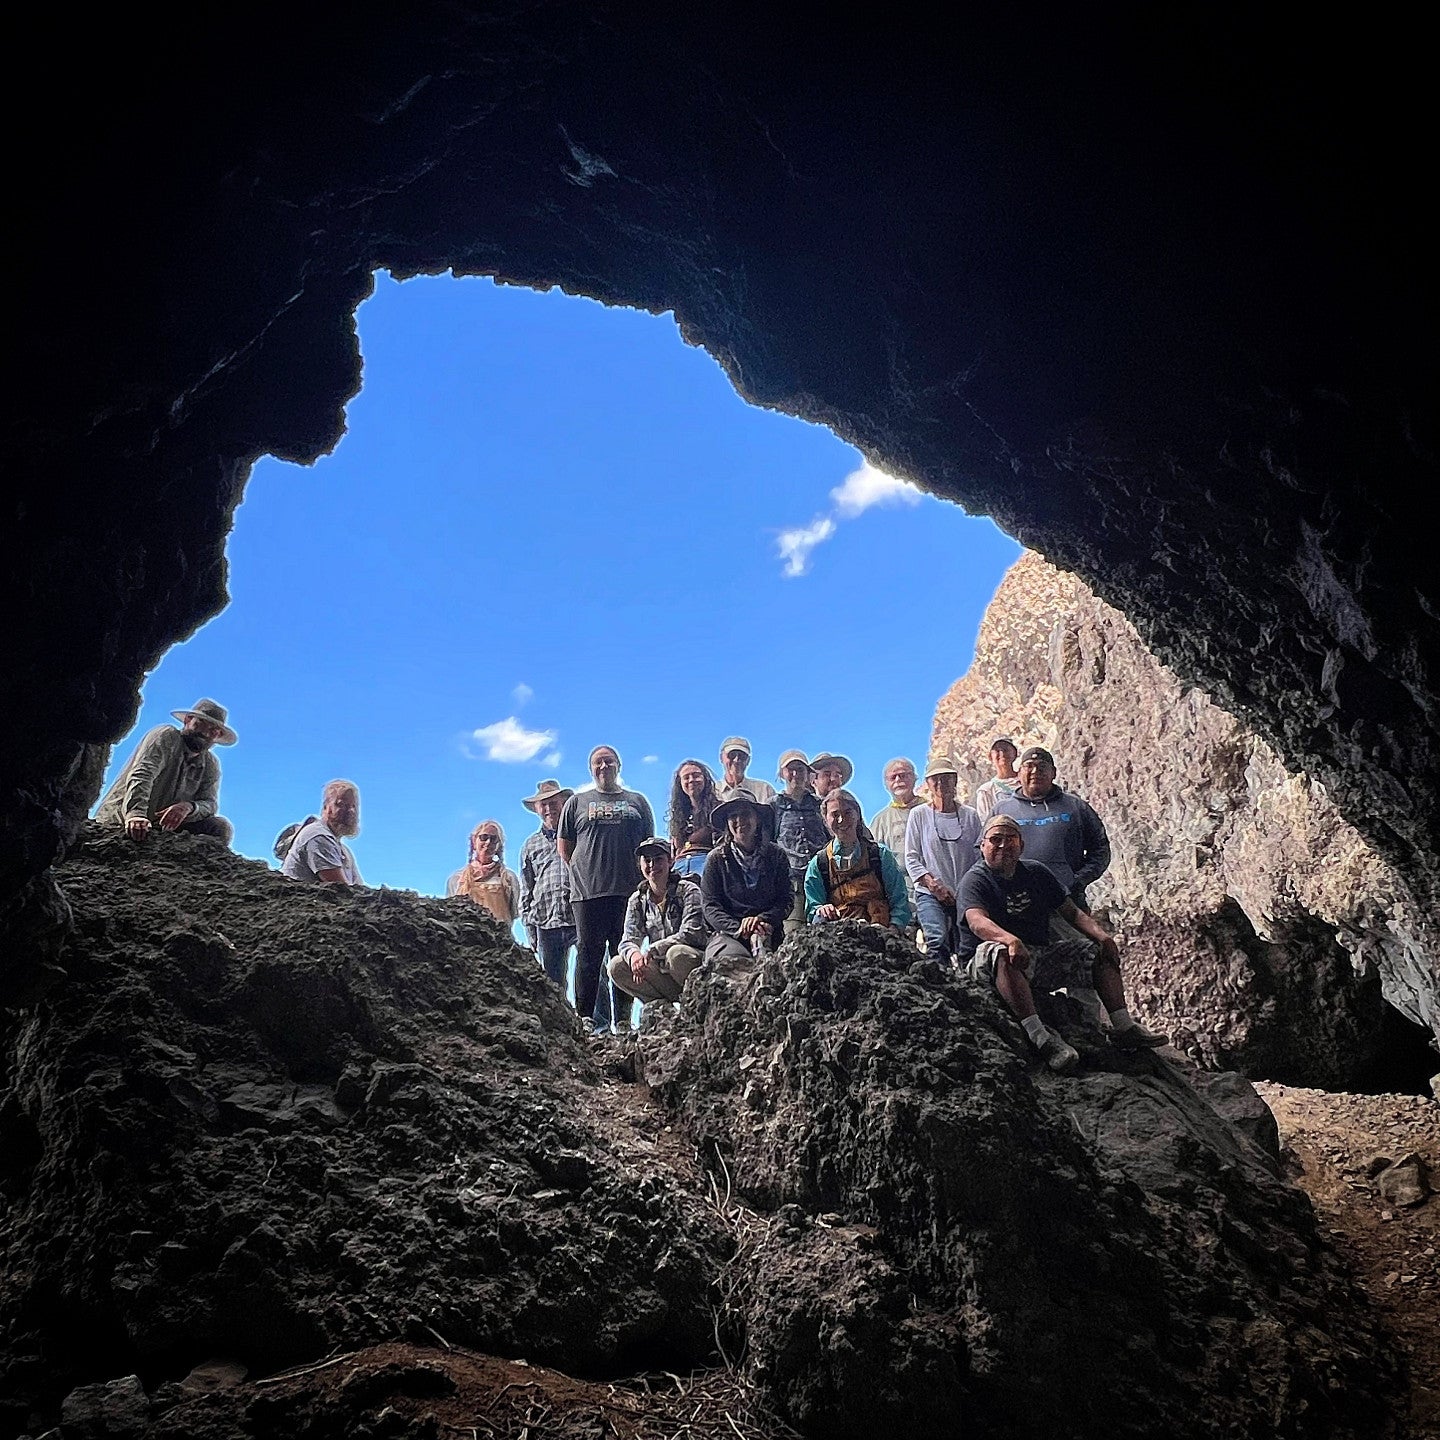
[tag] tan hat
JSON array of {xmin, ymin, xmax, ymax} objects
[
  {"xmin": 523, "ymin": 778, "xmax": 574, "ymax": 812},
  {"xmin": 719, "ymin": 735, "xmax": 752, "ymax": 762},
  {"xmin": 776, "ymin": 748, "xmax": 814, "ymax": 777},
  {"xmin": 810, "ymin": 752, "xmax": 854, "ymax": 785},
  {"xmin": 171, "ymin": 698, "xmax": 237, "ymax": 746},
  {"xmin": 711, "ymin": 793, "xmax": 763, "ymax": 832},
  {"xmin": 923, "ymin": 756, "xmax": 959, "ymax": 781}
]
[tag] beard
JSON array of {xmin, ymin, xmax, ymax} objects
[
  {"xmin": 181, "ymin": 730, "xmax": 213, "ymax": 753},
  {"xmin": 331, "ymin": 816, "xmax": 360, "ymax": 838}
]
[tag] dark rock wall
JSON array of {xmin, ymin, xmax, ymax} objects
[
  {"xmin": 0, "ymin": 831, "xmax": 1399, "ymax": 1437},
  {"xmin": 6, "ymin": 10, "xmax": 1434, "ymax": 971}
]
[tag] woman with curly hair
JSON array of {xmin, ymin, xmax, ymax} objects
[{"xmin": 667, "ymin": 758, "xmax": 719, "ymax": 852}]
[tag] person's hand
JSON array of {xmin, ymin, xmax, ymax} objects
[
  {"xmin": 632, "ymin": 950, "xmax": 652, "ymax": 985},
  {"xmin": 815, "ymin": 903, "xmax": 839, "ymax": 922},
  {"xmin": 1003, "ymin": 937, "xmax": 1030, "ymax": 968},
  {"xmin": 932, "ymin": 882, "xmax": 955, "ymax": 906},
  {"xmin": 753, "ymin": 920, "xmax": 771, "ymax": 940},
  {"xmin": 126, "ymin": 818, "xmax": 151, "ymax": 842},
  {"xmin": 737, "ymin": 916, "xmax": 758, "ymax": 938},
  {"xmin": 157, "ymin": 802, "xmax": 194, "ymax": 831}
]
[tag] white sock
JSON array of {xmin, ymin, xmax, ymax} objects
[
  {"xmin": 1108, "ymin": 1007, "xmax": 1136, "ymax": 1032},
  {"xmin": 1021, "ymin": 1015, "xmax": 1049, "ymax": 1045}
]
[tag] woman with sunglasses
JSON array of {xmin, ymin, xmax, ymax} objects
[
  {"xmin": 447, "ymin": 819, "xmax": 522, "ymax": 926},
  {"xmin": 904, "ymin": 758, "xmax": 982, "ymax": 963}
]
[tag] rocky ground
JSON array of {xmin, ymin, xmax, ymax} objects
[
  {"xmin": 0, "ymin": 829, "xmax": 1418, "ymax": 1437},
  {"xmin": 1258, "ymin": 1082, "xmax": 1440, "ymax": 1440}
]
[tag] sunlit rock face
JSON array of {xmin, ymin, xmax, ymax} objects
[
  {"xmin": 5, "ymin": 11, "xmax": 1432, "ymax": 977},
  {"xmin": 934, "ymin": 552, "xmax": 1440, "ymax": 1084}
]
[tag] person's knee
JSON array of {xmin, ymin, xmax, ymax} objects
[{"xmin": 608, "ymin": 954, "xmax": 640, "ymax": 998}]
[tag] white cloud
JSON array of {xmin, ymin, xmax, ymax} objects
[
  {"xmin": 467, "ymin": 717, "xmax": 557, "ymax": 763},
  {"xmin": 543, "ymin": 750, "xmax": 563, "ymax": 767},
  {"xmin": 777, "ymin": 516, "xmax": 837, "ymax": 578},
  {"xmin": 830, "ymin": 461, "xmax": 920, "ymax": 519},
  {"xmin": 512, "ymin": 682, "xmax": 534, "ymax": 707},
  {"xmin": 642, "ymin": 754, "xmax": 659, "ymax": 764}
]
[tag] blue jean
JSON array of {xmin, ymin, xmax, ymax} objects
[
  {"xmin": 915, "ymin": 888, "xmax": 957, "ymax": 960},
  {"xmin": 534, "ymin": 926, "xmax": 576, "ymax": 988}
]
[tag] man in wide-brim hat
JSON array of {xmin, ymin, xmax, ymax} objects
[
  {"xmin": 518, "ymin": 778, "xmax": 578, "ymax": 996},
  {"xmin": 94, "ymin": 698, "xmax": 237, "ymax": 846}
]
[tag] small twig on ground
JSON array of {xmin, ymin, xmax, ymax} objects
[
  {"xmin": 253, "ymin": 1350, "xmax": 358, "ymax": 1385},
  {"xmin": 423, "ymin": 1323, "xmax": 454, "ymax": 1350}
]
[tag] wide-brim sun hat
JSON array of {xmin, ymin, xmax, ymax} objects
[
  {"xmin": 711, "ymin": 794, "xmax": 763, "ymax": 832},
  {"xmin": 171, "ymin": 698, "xmax": 237, "ymax": 746},
  {"xmin": 523, "ymin": 778, "xmax": 575, "ymax": 812},
  {"xmin": 810, "ymin": 752, "xmax": 853, "ymax": 785}
]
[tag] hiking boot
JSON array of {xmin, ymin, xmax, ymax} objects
[
  {"xmin": 1109, "ymin": 1021, "xmax": 1168, "ymax": 1050},
  {"xmin": 1037, "ymin": 1033, "xmax": 1080, "ymax": 1074}
]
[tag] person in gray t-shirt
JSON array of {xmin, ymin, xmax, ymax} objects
[
  {"xmin": 282, "ymin": 780, "xmax": 364, "ymax": 885},
  {"xmin": 557, "ymin": 746, "xmax": 654, "ymax": 1032}
]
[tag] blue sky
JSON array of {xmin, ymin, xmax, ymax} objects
[{"xmin": 99, "ymin": 273, "xmax": 1021, "ymax": 895}]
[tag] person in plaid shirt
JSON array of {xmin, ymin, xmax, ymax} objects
[{"xmin": 519, "ymin": 779, "xmax": 577, "ymax": 997}]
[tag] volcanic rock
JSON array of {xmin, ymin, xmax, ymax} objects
[
  {"xmin": 934, "ymin": 551, "xmax": 1440, "ymax": 1085},
  {"xmin": 642, "ymin": 922, "xmax": 1395, "ymax": 1439},
  {"xmin": 0, "ymin": 830, "xmax": 1401, "ymax": 1437}
]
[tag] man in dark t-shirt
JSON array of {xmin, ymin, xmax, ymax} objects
[{"xmin": 959, "ymin": 814, "xmax": 1166, "ymax": 1073}]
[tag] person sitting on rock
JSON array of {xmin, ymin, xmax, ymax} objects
[
  {"xmin": 609, "ymin": 838, "xmax": 707, "ymax": 1005},
  {"xmin": 972, "ymin": 736, "xmax": 1023, "ymax": 821},
  {"xmin": 905, "ymin": 757, "xmax": 982, "ymax": 962},
  {"xmin": 700, "ymin": 794, "xmax": 793, "ymax": 966},
  {"xmin": 93, "ymin": 698, "xmax": 237, "ymax": 846},
  {"xmin": 959, "ymin": 814, "xmax": 1166, "ymax": 1072},
  {"xmin": 993, "ymin": 746, "xmax": 1111, "ymax": 911},
  {"xmin": 447, "ymin": 819, "xmax": 521, "ymax": 925},
  {"xmin": 771, "ymin": 749, "xmax": 829, "ymax": 935},
  {"xmin": 281, "ymin": 780, "xmax": 364, "ymax": 885},
  {"xmin": 805, "ymin": 788, "xmax": 911, "ymax": 933}
]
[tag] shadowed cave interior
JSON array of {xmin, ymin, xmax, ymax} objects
[{"xmin": 4, "ymin": 8, "xmax": 1436, "ymax": 1438}]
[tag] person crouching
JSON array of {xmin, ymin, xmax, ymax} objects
[
  {"xmin": 700, "ymin": 795, "xmax": 793, "ymax": 965},
  {"xmin": 609, "ymin": 838, "xmax": 707, "ymax": 1005}
]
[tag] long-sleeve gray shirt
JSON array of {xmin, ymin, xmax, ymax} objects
[
  {"xmin": 619, "ymin": 878, "xmax": 707, "ymax": 960},
  {"xmin": 94, "ymin": 725, "xmax": 220, "ymax": 826},
  {"xmin": 993, "ymin": 785, "xmax": 1111, "ymax": 901}
]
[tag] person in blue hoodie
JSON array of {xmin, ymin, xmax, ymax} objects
[{"xmin": 993, "ymin": 747, "xmax": 1111, "ymax": 912}]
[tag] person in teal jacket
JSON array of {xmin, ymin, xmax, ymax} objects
[{"xmin": 805, "ymin": 789, "xmax": 911, "ymax": 932}]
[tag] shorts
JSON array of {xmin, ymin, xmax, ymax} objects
[{"xmin": 967, "ymin": 934, "xmax": 1098, "ymax": 992}]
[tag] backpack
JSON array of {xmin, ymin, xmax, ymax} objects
[{"xmin": 273, "ymin": 816, "xmax": 317, "ymax": 862}]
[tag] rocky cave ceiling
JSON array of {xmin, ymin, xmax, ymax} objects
[{"xmin": 4, "ymin": 8, "xmax": 1433, "ymax": 958}]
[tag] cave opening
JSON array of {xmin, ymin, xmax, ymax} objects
[
  {"xmin": 1350, "ymin": 1004, "xmax": 1440, "ymax": 1099},
  {"xmin": 96, "ymin": 270, "xmax": 1022, "ymax": 895}
]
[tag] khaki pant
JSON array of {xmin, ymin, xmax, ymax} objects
[
  {"xmin": 608, "ymin": 941, "xmax": 703, "ymax": 1003},
  {"xmin": 782, "ymin": 886, "xmax": 807, "ymax": 935}
]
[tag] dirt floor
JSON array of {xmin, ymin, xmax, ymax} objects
[
  {"xmin": 1257, "ymin": 1083, "xmax": 1440, "ymax": 1440},
  {"xmin": 149, "ymin": 1341, "xmax": 798, "ymax": 1439}
]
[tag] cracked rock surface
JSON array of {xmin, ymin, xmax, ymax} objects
[{"xmin": 0, "ymin": 832, "xmax": 1401, "ymax": 1437}]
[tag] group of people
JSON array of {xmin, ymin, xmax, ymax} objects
[{"xmin": 97, "ymin": 709, "xmax": 1167, "ymax": 1073}]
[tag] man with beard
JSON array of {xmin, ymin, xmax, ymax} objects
[
  {"xmin": 94, "ymin": 698, "xmax": 237, "ymax": 845},
  {"xmin": 281, "ymin": 780, "xmax": 364, "ymax": 885}
]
